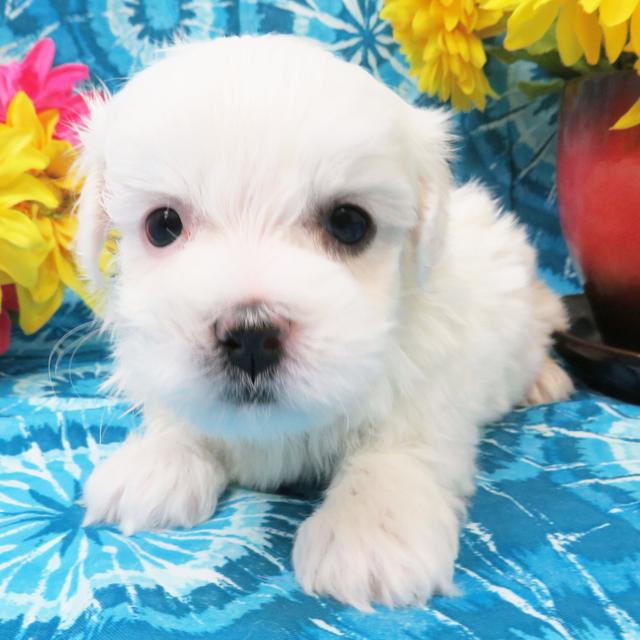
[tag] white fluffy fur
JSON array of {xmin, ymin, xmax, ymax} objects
[{"xmin": 76, "ymin": 35, "xmax": 573, "ymax": 610}]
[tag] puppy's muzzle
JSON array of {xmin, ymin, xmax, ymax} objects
[
  {"xmin": 215, "ymin": 304, "xmax": 290, "ymax": 384},
  {"xmin": 220, "ymin": 324, "xmax": 283, "ymax": 381}
]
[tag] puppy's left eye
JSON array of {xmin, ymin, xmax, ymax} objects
[
  {"xmin": 145, "ymin": 207, "xmax": 183, "ymax": 247},
  {"xmin": 324, "ymin": 205, "xmax": 373, "ymax": 247}
]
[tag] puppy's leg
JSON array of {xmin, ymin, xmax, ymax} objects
[
  {"xmin": 83, "ymin": 411, "xmax": 227, "ymax": 535},
  {"xmin": 525, "ymin": 281, "xmax": 574, "ymax": 405},
  {"xmin": 293, "ymin": 445, "xmax": 465, "ymax": 610},
  {"xmin": 525, "ymin": 357, "xmax": 574, "ymax": 405}
]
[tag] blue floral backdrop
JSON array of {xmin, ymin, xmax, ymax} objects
[{"xmin": 1, "ymin": 2, "xmax": 639, "ymax": 639}]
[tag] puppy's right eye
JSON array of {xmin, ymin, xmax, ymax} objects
[{"xmin": 145, "ymin": 207, "xmax": 183, "ymax": 247}]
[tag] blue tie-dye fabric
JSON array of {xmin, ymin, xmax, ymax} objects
[{"xmin": 1, "ymin": 2, "xmax": 639, "ymax": 639}]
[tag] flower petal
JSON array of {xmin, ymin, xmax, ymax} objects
[
  {"xmin": 576, "ymin": 3, "xmax": 604, "ymax": 63},
  {"xmin": 20, "ymin": 38, "xmax": 55, "ymax": 95},
  {"xmin": 469, "ymin": 35, "xmax": 488, "ymax": 67},
  {"xmin": 38, "ymin": 109, "xmax": 60, "ymax": 143},
  {"xmin": 0, "ymin": 127, "xmax": 48, "ymax": 176},
  {"xmin": 611, "ymin": 97, "xmax": 640, "ymax": 129},
  {"xmin": 16, "ymin": 280, "xmax": 63, "ymax": 334},
  {"xmin": 557, "ymin": 4, "xmax": 584, "ymax": 65},
  {"xmin": 0, "ymin": 62, "xmax": 20, "ymax": 119},
  {"xmin": 476, "ymin": 8, "xmax": 504, "ymax": 30},
  {"xmin": 0, "ymin": 173, "xmax": 60, "ymax": 209},
  {"xmin": 6, "ymin": 92, "xmax": 45, "ymax": 147},
  {"xmin": 0, "ymin": 235, "xmax": 49, "ymax": 288},
  {"xmin": 602, "ymin": 20, "xmax": 629, "ymax": 62},
  {"xmin": 30, "ymin": 253, "xmax": 60, "ymax": 303},
  {"xmin": 52, "ymin": 214, "xmax": 78, "ymax": 251},
  {"xmin": 0, "ymin": 207, "xmax": 48, "ymax": 250},
  {"xmin": 36, "ymin": 63, "xmax": 89, "ymax": 105},
  {"xmin": 52, "ymin": 240, "xmax": 90, "ymax": 305},
  {"xmin": 0, "ymin": 239, "xmax": 43, "ymax": 287},
  {"xmin": 482, "ymin": 0, "xmax": 518, "ymax": 10},
  {"xmin": 631, "ymin": 7, "xmax": 640, "ymax": 54},
  {"xmin": 504, "ymin": 0, "xmax": 560, "ymax": 50},
  {"xmin": 580, "ymin": 0, "xmax": 602, "ymax": 13},
  {"xmin": 599, "ymin": 0, "xmax": 639, "ymax": 27}
]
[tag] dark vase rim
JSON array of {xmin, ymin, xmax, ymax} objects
[{"xmin": 564, "ymin": 69, "xmax": 640, "ymax": 91}]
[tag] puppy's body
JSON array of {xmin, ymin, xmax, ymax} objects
[
  {"xmin": 77, "ymin": 36, "xmax": 572, "ymax": 610},
  {"xmin": 210, "ymin": 183, "xmax": 564, "ymax": 493}
]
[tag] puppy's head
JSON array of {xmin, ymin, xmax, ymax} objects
[{"xmin": 76, "ymin": 36, "xmax": 452, "ymax": 439}]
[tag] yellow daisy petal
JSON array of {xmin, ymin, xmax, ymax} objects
[
  {"xmin": 444, "ymin": 7, "xmax": 460, "ymax": 31},
  {"xmin": 469, "ymin": 34, "xmax": 488, "ymax": 67},
  {"xmin": 482, "ymin": 0, "xmax": 518, "ymax": 10},
  {"xmin": 504, "ymin": 0, "xmax": 560, "ymax": 50},
  {"xmin": 598, "ymin": 0, "xmax": 639, "ymax": 27},
  {"xmin": 0, "ymin": 207, "xmax": 47, "ymax": 250},
  {"xmin": 0, "ymin": 128, "xmax": 48, "ymax": 177},
  {"xmin": 16, "ymin": 281, "xmax": 64, "ymax": 334},
  {"xmin": 38, "ymin": 109, "xmax": 60, "ymax": 142},
  {"xmin": 0, "ymin": 173, "xmax": 60, "ymax": 210},
  {"xmin": 602, "ymin": 20, "xmax": 629, "ymax": 62},
  {"xmin": 6, "ymin": 92, "xmax": 45, "ymax": 148},
  {"xmin": 557, "ymin": 4, "xmax": 583, "ymax": 65},
  {"xmin": 611, "ymin": 97, "xmax": 640, "ymax": 129},
  {"xmin": 412, "ymin": 8, "xmax": 433, "ymax": 38},
  {"xmin": 30, "ymin": 253, "xmax": 60, "ymax": 303},
  {"xmin": 453, "ymin": 29, "xmax": 471, "ymax": 60},
  {"xmin": 52, "ymin": 214, "xmax": 78, "ymax": 251},
  {"xmin": 52, "ymin": 241, "xmax": 92, "ymax": 306},
  {"xmin": 576, "ymin": 3, "xmax": 604, "ymax": 64},
  {"xmin": 45, "ymin": 141, "xmax": 75, "ymax": 179},
  {"xmin": 0, "ymin": 209, "xmax": 50, "ymax": 288},
  {"xmin": 383, "ymin": 0, "xmax": 500, "ymax": 111},
  {"xmin": 0, "ymin": 237, "xmax": 46, "ymax": 287},
  {"xmin": 580, "ymin": 0, "xmax": 601, "ymax": 13},
  {"xmin": 631, "ymin": 7, "xmax": 640, "ymax": 54},
  {"xmin": 476, "ymin": 8, "xmax": 504, "ymax": 29}
]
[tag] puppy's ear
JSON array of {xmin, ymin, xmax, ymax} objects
[
  {"xmin": 410, "ymin": 107, "xmax": 454, "ymax": 285},
  {"xmin": 73, "ymin": 92, "xmax": 111, "ymax": 293}
]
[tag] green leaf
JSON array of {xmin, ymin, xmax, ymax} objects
[
  {"xmin": 526, "ymin": 29, "xmax": 557, "ymax": 56},
  {"xmin": 517, "ymin": 79, "xmax": 565, "ymax": 99},
  {"xmin": 486, "ymin": 46, "xmax": 582, "ymax": 79}
]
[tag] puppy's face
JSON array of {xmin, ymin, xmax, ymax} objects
[{"xmin": 76, "ymin": 36, "xmax": 451, "ymax": 439}]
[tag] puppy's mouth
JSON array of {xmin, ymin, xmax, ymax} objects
[
  {"xmin": 220, "ymin": 366, "xmax": 279, "ymax": 406},
  {"xmin": 213, "ymin": 305, "xmax": 290, "ymax": 406}
]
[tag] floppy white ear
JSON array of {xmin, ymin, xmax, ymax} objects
[
  {"xmin": 73, "ymin": 92, "xmax": 111, "ymax": 292},
  {"xmin": 410, "ymin": 107, "xmax": 455, "ymax": 285}
]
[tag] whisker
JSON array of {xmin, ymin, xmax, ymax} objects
[{"xmin": 48, "ymin": 321, "xmax": 98, "ymax": 389}]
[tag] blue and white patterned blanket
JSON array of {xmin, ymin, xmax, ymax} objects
[{"xmin": 1, "ymin": 2, "xmax": 639, "ymax": 638}]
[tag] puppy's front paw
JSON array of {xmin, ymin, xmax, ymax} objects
[
  {"xmin": 525, "ymin": 357, "xmax": 574, "ymax": 405},
  {"xmin": 83, "ymin": 430, "xmax": 226, "ymax": 535},
  {"xmin": 292, "ymin": 495, "xmax": 459, "ymax": 610}
]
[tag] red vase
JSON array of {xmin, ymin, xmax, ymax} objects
[{"xmin": 557, "ymin": 72, "xmax": 640, "ymax": 352}]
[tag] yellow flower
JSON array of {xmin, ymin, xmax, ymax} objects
[
  {"xmin": 486, "ymin": 0, "xmax": 640, "ymax": 128},
  {"xmin": 0, "ymin": 126, "xmax": 52, "ymax": 289},
  {"xmin": 14, "ymin": 207, "xmax": 94, "ymax": 334},
  {"xmin": 0, "ymin": 207, "xmax": 49, "ymax": 290},
  {"xmin": 484, "ymin": 0, "xmax": 609, "ymax": 65},
  {"xmin": 614, "ymin": 1, "xmax": 640, "ymax": 128},
  {"xmin": 382, "ymin": 0, "xmax": 505, "ymax": 111},
  {"xmin": 0, "ymin": 91, "xmax": 90, "ymax": 334}
]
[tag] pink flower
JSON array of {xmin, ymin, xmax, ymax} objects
[{"xmin": 0, "ymin": 38, "xmax": 89, "ymax": 143}]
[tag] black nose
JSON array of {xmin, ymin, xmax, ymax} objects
[{"xmin": 219, "ymin": 325, "xmax": 283, "ymax": 381}]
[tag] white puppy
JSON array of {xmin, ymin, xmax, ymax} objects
[{"xmin": 76, "ymin": 35, "xmax": 573, "ymax": 610}]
